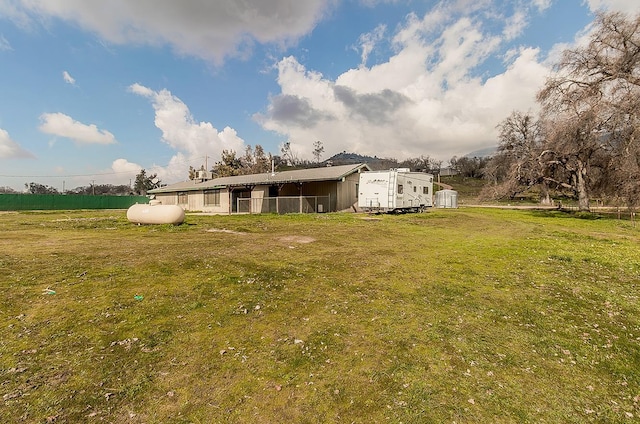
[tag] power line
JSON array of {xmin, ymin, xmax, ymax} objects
[
  {"xmin": 0, "ymin": 170, "xmax": 139, "ymax": 178},
  {"xmin": 0, "ymin": 155, "xmax": 209, "ymax": 179}
]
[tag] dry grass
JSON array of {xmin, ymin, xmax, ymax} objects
[{"xmin": 1, "ymin": 208, "xmax": 639, "ymax": 423}]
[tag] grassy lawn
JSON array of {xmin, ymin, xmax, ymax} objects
[{"xmin": 1, "ymin": 208, "xmax": 639, "ymax": 423}]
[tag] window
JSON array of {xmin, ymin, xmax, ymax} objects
[
  {"xmin": 413, "ymin": 186, "xmax": 417, "ymax": 193},
  {"xmin": 355, "ymin": 183, "xmax": 359, "ymax": 199},
  {"xmin": 204, "ymin": 189, "xmax": 221, "ymax": 206},
  {"xmin": 177, "ymin": 192, "xmax": 188, "ymax": 205},
  {"xmin": 423, "ymin": 186, "xmax": 429, "ymax": 195},
  {"xmin": 398, "ymin": 184, "xmax": 403, "ymax": 194}
]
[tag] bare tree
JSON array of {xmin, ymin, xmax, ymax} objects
[
  {"xmin": 242, "ymin": 144, "xmax": 271, "ymax": 174},
  {"xmin": 68, "ymin": 184, "xmax": 133, "ymax": 195},
  {"xmin": 0, "ymin": 186, "xmax": 18, "ymax": 194},
  {"xmin": 211, "ymin": 145, "xmax": 272, "ymax": 177},
  {"xmin": 252, "ymin": 145, "xmax": 272, "ymax": 174},
  {"xmin": 449, "ymin": 156, "xmax": 489, "ymax": 179},
  {"xmin": 312, "ymin": 140, "xmax": 324, "ymax": 163},
  {"xmin": 537, "ymin": 11, "xmax": 640, "ymax": 211},
  {"xmin": 483, "ymin": 111, "xmax": 546, "ymax": 201},
  {"xmin": 398, "ymin": 155, "xmax": 441, "ymax": 173},
  {"xmin": 280, "ymin": 142, "xmax": 300, "ymax": 166},
  {"xmin": 241, "ymin": 145, "xmax": 256, "ymax": 171},
  {"xmin": 25, "ymin": 182, "xmax": 59, "ymax": 194}
]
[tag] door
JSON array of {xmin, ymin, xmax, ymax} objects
[{"xmin": 231, "ymin": 189, "xmax": 251, "ymax": 213}]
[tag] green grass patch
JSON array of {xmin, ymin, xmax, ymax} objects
[{"xmin": 1, "ymin": 208, "xmax": 639, "ymax": 423}]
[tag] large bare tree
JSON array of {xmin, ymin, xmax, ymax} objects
[
  {"xmin": 536, "ymin": 11, "xmax": 640, "ymax": 211},
  {"xmin": 483, "ymin": 111, "xmax": 547, "ymax": 201}
]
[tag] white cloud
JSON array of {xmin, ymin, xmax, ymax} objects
[
  {"xmin": 0, "ymin": 128, "xmax": 35, "ymax": 159},
  {"xmin": 129, "ymin": 83, "xmax": 154, "ymax": 97},
  {"xmin": 532, "ymin": 0, "xmax": 552, "ymax": 12},
  {"xmin": 357, "ymin": 24, "xmax": 386, "ymax": 66},
  {"xmin": 128, "ymin": 83, "xmax": 246, "ymax": 180},
  {"xmin": 585, "ymin": 0, "xmax": 640, "ymax": 14},
  {"xmin": 2, "ymin": 0, "xmax": 331, "ymax": 64},
  {"xmin": 503, "ymin": 10, "xmax": 527, "ymax": 40},
  {"xmin": 39, "ymin": 112, "xmax": 117, "ymax": 145},
  {"xmin": 62, "ymin": 70, "xmax": 76, "ymax": 85},
  {"xmin": 111, "ymin": 158, "xmax": 142, "ymax": 175},
  {"xmin": 0, "ymin": 34, "xmax": 11, "ymax": 51},
  {"xmin": 256, "ymin": 6, "xmax": 551, "ymax": 161}
]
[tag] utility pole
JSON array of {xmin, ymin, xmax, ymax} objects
[{"xmin": 91, "ymin": 180, "xmax": 95, "ymax": 195}]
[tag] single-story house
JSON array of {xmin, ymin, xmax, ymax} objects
[{"xmin": 148, "ymin": 163, "xmax": 372, "ymax": 214}]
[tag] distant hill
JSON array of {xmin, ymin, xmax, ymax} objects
[
  {"xmin": 325, "ymin": 152, "xmax": 379, "ymax": 164},
  {"xmin": 323, "ymin": 152, "xmax": 398, "ymax": 170},
  {"xmin": 323, "ymin": 148, "xmax": 496, "ymax": 170}
]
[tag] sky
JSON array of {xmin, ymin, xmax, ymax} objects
[{"xmin": 1, "ymin": 0, "xmax": 639, "ymax": 191}]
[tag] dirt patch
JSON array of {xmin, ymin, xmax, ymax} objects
[
  {"xmin": 206, "ymin": 228, "xmax": 247, "ymax": 235},
  {"xmin": 278, "ymin": 235, "xmax": 316, "ymax": 244}
]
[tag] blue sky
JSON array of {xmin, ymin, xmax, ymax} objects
[{"xmin": 1, "ymin": 0, "xmax": 638, "ymax": 191}]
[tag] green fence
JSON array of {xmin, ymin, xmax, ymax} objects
[{"xmin": 0, "ymin": 194, "xmax": 149, "ymax": 211}]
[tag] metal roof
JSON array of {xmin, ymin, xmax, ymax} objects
[{"xmin": 149, "ymin": 163, "xmax": 371, "ymax": 194}]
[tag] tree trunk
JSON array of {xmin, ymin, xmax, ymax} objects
[
  {"xmin": 576, "ymin": 159, "xmax": 590, "ymax": 212},
  {"xmin": 540, "ymin": 182, "xmax": 552, "ymax": 205}
]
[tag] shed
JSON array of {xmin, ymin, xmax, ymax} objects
[{"xmin": 435, "ymin": 189, "xmax": 458, "ymax": 208}]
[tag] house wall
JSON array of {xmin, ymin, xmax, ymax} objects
[
  {"xmin": 278, "ymin": 184, "xmax": 300, "ymax": 196},
  {"xmin": 188, "ymin": 191, "xmax": 201, "ymax": 211},
  {"xmin": 336, "ymin": 172, "xmax": 360, "ymax": 211},
  {"xmin": 155, "ymin": 193, "xmax": 177, "ymax": 206},
  {"xmin": 301, "ymin": 181, "xmax": 337, "ymax": 210},
  {"xmin": 155, "ymin": 189, "xmax": 232, "ymax": 214}
]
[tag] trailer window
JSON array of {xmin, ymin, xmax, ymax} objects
[
  {"xmin": 177, "ymin": 192, "xmax": 188, "ymax": 205},
  {"xmin": 413, "ymin": 186, "xmax": 417, "ymax": 193},
  {"xmin": 423, "ymin": 186, "xmax": 429, "ymax": 195},
  {"xmin": 398, "ymin": 184, "xmax": 403, "ymax": 194}
]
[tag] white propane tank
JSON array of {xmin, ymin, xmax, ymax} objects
[{"xmin": 127, "ymin": 203, "xmax": 185, "ymax": 225}]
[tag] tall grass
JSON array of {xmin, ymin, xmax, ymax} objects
[{"xmin": 1, "ymin": 209, "xmax": 638, "ymax": 423}]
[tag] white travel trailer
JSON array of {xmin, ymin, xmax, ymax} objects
[{"xmin": 358, "ymin": 169, "xmax": 433, "ymax": 213}]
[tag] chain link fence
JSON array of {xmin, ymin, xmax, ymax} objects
[{"xmin": 237, "ymin": 195, "xmax": 331, "ymax": 214}]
